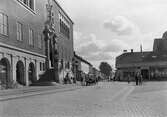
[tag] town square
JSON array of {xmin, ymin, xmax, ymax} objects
[{"xmin": 0, "ymin": 0, "xmax": 167, "ymax": 117}]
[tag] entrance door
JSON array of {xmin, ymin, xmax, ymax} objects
[
  {"xmin": 141, "ymin": 69, "xmax": 149, "ymax": 80},
  {"xmin": 28, "ymin": 62, "xmax": 36, "ymax": 85},
  {"xmin": 0, "ymin": 58, "xmax": 10, "ymax": 89}
]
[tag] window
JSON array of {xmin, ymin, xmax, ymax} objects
[
  {"xmin": 18, "ymin": 0, "xmax": 34, "ymax": 11},
  {"xmin": 40, "ymin": 62, "xmax": 45, "ymax": 71},
  {"xmin": 0, "ymin": 13, "xmax": 8, "ymax": 36},
  {"xmin": 29, "ymin": 28, "xmax": 33, "ymax": 46},
  {"xmin": 23, "ymin": 0, "xmax": 28, "ymax": 4},
  {"xmin": 59, "ymin": 13, "xmax": 70, "ymax": 39},
  {"xmin": 29, "ymin": 0, "xmax": 34, "ymax": 10},
  {"xmin": 16, "ymin": 22, "xmax": 23, "ymax": 41},
  {"xmin": 38, "ymin": 34, "xmax": 42, "ymax": 48},
  {"xmin": 40, "ymin": 62, "xmax": 42, "ymax": 71},
  {"xmin": 43, "ymin": 63, "xmax": 45, "ymax": 71},
  {"xmin": 67, "ymin": 62, "xmax": 70, "ymax": 69}
]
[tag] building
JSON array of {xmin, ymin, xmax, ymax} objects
[
  {"xmin": 0, "ymin": 0, "xmax": 48, "ymax": 88},
  {"xmin": 115, "ymin": 31, "xmax": 167, "ymax": 81},
  {"xmin": 72, "ymin": 52, "xmax": 92, "ymax": 82},
  {"xmin": 0, "ymin": 0, "xmax": 74, "ymax": 89},
  {"xmin": 42, "ymin": 0, "xmax": 74, "ymax": 83}
]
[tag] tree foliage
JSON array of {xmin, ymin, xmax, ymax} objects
[{"xmin": 99, "ymin": 62, "xmax": 112, "ymax": 76}]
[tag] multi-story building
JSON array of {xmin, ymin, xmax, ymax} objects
[
  {"xmin": 0, "ymin": 0, "xmax": 74, "ymax": 88},
  {"xmin": 53, "ymin": 0, "xmax": 74, "ymax": 83},
  {"xmin": 0, "ymin": 0, "xmax": 48, "ymax": 88}
]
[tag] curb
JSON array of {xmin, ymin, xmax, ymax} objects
[{"xmin": 0, "ymin": 86, "xmax": 83, "ymax": 101}]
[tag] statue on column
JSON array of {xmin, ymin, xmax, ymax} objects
[{"xmin": 43, "ymin": 0, "xmax": 59, "ymax": 82}]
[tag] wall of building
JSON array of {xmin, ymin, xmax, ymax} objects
[
  {"xmin": 0, "ymin": 44, "xmax": 46, "ymax": 86},
  {"xmin": 51, "ymin": 0, "xmax": 74, "ymax": 82},
  {"xmin": 0, "ymin": 0, "xmax": 74, "ymax": 86},
  {"xmin": 0, "ymin": 0, "xmax": 47, "ymax": 55},
  {"xmin": 0, "ymin": 0, "xmax": 48, "ymax": 87}
]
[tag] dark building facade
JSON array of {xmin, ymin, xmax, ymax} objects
[
  {"xmin": 0, "ymin": 0, "xmax": 74, "ymax": 89},
  {"xmin": 116, "ymin": 31, "xmax": 167, "ymax": 81}
]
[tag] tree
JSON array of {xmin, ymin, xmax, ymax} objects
[{"xmin": 99, "ymin": 62, "xmax": 112, "ymax": 76}]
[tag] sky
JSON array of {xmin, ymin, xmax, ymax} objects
[{"xmin": 57, "ymin": 0, "xmax": 167, "ymax": 69}]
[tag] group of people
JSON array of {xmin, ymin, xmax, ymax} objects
[
  {"xmin": 63, "ymin": 73, "xmax": 76, "ymax": 84},
  {"xmin": 135, "ymin": 72, "xmax": 143, "ymax": 85},
  {"xmin": 85, "ymin": 75, "xmax": 99, "ymax": 86},
  {"xmin": 127, "ymin": 71, "xmax": 143, "ymax": 86}
]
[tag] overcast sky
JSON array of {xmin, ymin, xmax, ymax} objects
[{"xmin": 57, "ymin": 0, "xmax": 167, "ymax": 69}]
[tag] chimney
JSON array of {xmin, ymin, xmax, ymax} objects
[
  {"xmin": 123, "ymin": 50, "xmax": 127, "ymax": 53},
  {"xmin": 131, "ymin": 49, "xmax": 133, "ymax": 53},
  {"xmin": 140, "ymin": 44, "xmax": 143, "ymax": 53}
]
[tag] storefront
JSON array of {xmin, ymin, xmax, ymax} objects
[{"xmin": 150, "ymin": 67, "xmax": 167, "ymax": 80}]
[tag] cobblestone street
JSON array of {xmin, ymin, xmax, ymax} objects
[{"xmin": 0, "ymin": 81, "xmax": 167, "ymax": 117}]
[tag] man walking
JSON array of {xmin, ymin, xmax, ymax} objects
[{"xmin": 127, "ymin": 74, "xmax": 131, "ymax": 84}]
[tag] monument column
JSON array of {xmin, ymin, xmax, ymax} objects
[{"xmin": 43, "ymin": 26, "xmax": 50, "ymax": 70}]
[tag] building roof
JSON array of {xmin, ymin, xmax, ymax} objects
[
  {"xmin": 143, "ymin": 51, "xmax": 167, "ymax": 62},
  {"xmin": 153, "ymin": 39, "xmax": 167, "ymax": 52},
  {"xmin": 53, "ymin": 0, "xmax": 74, "ymax": 24},
  {"xmin": 116, "ymin": 31, "xmax": 167, "ymax": 68},
  {"xmin": 116, "ymin": 51, "xmax": 167, "ymax": 67},
  {"xmin": 162, "ymin": 31, "xmax": 167, "ymax": 39},
  {"xmin": 74, "ymin": 53, "xmax": 92, "ymax": 66},
  {"xmin": 116, "ymin": 52, "xmax": 151, "ymax": 64}
]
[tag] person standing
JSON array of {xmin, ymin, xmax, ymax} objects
[
  {"xmin": 135, "ymin": 72, "xmax": 139, "ymax": 85},
  {"xmin": 127, "ymin": 74, "xmax": 131, "ymax": 84},
  {"xmin": 139, "ymin": 73, "xmax": 143, "ymax": 85}
]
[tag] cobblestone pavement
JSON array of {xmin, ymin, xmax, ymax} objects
[{"xmin": 0, "ymin": 81, "xmax": 167, "ymax": 117}]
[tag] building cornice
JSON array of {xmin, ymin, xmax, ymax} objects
[
  {"xmin": 0, "ymin": 42, "xmax": 46, "ymax": 58},
  {"xmin": 53, "ymin": 0, "xmax": 74, "ymax": 24},
  {"xmin": 116, "ymin": 61, "xmax": 167, "ymax": 68}
]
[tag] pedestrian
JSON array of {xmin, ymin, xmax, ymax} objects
[
  {"xmin": 139, "ymin": 73, "xmax": 143, "ymax": 85},
  {"xmin": 127, "ymin": 74, "xmax": 130, "ymax": 84},
  {"xmin": 135, "ymin": 72, "xmax": 139, "ymax": 86},
  {"xmin": 64, "ymin": 73, "xmax": 69, "ymax": 84}
]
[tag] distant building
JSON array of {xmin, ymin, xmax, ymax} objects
[
  {"xmin": 72, "ymin": 52, "xmax": 92, "ymax": 82},
  {"xmin": 115, "ymin": 31, "xmax": 167, "ymax": 81}
]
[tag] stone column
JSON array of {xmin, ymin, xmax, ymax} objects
[
  {"xmin": 25, "ymin": 59, "xmax": 30, "ymax": 86},
  {"xmin": 12, "ymin": 56, "xmax": 17, "ymax": 83},
  {"xmin": 35, "ymin": 60, "xmax": 39, "ymax": 81},
  {"xmin": 53, "ymin": 35, "xmax": 59, "ymax": 82},
  {"xmin": 43, "ymin": 26, "xmax": 51, "ymax": 70}
]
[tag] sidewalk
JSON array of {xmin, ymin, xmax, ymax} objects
[{"xmin": 0, "ymin": 83, "xmax": 83, "ymax": 101}]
